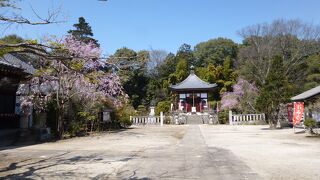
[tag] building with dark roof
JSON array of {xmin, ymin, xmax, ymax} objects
[
  {"xmin": 0, "ymin": 53, "xmax": 35, "ymax": 129},
  {"xmin": 291, "ymin": 85, "xmax": 320, "ymax": 122},
  {"xmin": 169, "ymin": 70, "xmax": 217, "ymax": 113},
  {"xmin": 291, "ymin": 85, "xmax": 320, "ymax": 102}
]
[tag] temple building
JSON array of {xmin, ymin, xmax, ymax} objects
[
  {"xmin": 169, "ymin": 69, "xmax": 217, "ymax": 113},
  {"xmin": 0, "ymin": 53, "xmax": 35, "ymax": 129},
  {"xmin": 291, "ymin": 85, "xmax": 320, "ymax": 122}
]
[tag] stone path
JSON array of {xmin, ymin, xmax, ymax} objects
[
  {"xmin": 0, "ymin": 125, "xmax": 264, "ymax": 179},
  {"xmin": 114, "ymin": 125, "xmax": 260, "ymax": 179}
]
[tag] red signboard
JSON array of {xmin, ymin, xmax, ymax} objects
[{"xmin": 293, "ymin": 102, "xmax": 304, "ymax": 125}]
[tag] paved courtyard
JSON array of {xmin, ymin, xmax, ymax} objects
[{"xmin": 0, "ymin": 125, "xmax": 319, "ymax": 179}]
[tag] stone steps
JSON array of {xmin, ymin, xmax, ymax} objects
[{"xmin": 186, "ymin": 115, "xmax": 210, "ymax": 124}]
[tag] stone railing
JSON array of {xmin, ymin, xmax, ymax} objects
[
  {"xmin": 229, "ymin": 111, "xmax": 266, "ymax": 125},
  {"xmin": 130, "ymin": 112, "xmax": 164, "ymax": 126}
]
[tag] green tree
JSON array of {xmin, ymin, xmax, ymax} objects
[
  {"xmin": 0, "ymin": 34, "xmax": 25, "ymax": 56},
  {"xmin": 256, "ymin": 56, "xmax": 291, "ymax": 126},
  {"xmin": 176, "ymin": 43, "xmax": 195, "ymax": 66},
  {"xmin": 304, "ymin": 54, "xmax": 320, "ymax": 90},
  {"xmin": 0, "ymin": 34, "xmax": 24, "ymax": 44},
  {"xmin": 156, "ymin": 101, "xmax": 171, "ymax": 115},
  {"xmin": 156, "ymin": 53, "xmax": 178, "ymax": 79},
  {"xmin": 169, "ymin": 59, "xmax": 188, "ymax": 85},
  {"xmin": 194, "ymin": 38, "xmax": 238, "ymax": 66},
  {"xmin": 111, "ymin": 47, "xmax": 150, "ymax": 109},
  {"xmin": 68, "ymin": 17, "xmax": 99, "ymax": 46},
  {"xmin": 196, "ymin": 57, "xmax": 237, "ymax": 98}
]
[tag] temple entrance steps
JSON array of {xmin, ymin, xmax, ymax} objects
[{"xmin": 186, "ymin": 115, "xmax": 209, "ymax": 124}]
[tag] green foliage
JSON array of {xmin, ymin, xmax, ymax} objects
[
  {"xmin": 0, "ymin": 34, "xmax": 24, "ymax": 44},
  {"xmin": 175, "ymin": 59, "xmax": 188, "ymax": 81},
  {"xmin": 115, "ymin": 105, "xmax": 135, "ymax": 127},
  {"xmin": 68, "ymin": 120, "xmax": 85, "ymax": 137},
  {"xmin": 195, "ymin": 58, "xmax": 237, "ymax": 99},
  {"xmin": 169, "ymin": 59, "xmax": 188, "ymax": 85},
  {"xmin": 304, "ymin": 55, "xmax": 320, "ymax": 90},
  {"xmin": 68, "ymin": 17, "xmax": 99, "ymax": 46},
  {"xmin": 304, "ymin": 118, "xmax": 316, "ymax": 128},
  {"xmin": 123, "ymin": 70, "xmax": 149, "ymax": 109},
  {"xmin": 176, "ymin": 43, "xmax": 194, "ymax": 65},
  {"xmin": 194, "ymin": 38, "xmax": 238, "ymax": 66},
  {"xmin": 114, "ymin": 47, "xmax": 137, "ymax": 61},
  {"xmin": 112, "ymin": 47, "xmax": 150, "ymax": 109},
  {"xmin": 0, "ymin": 34, "xmax": 25, "ymax": 56},
  {"xmin": 78, "ymin": 111, "xmax": 97, "ymax": 121},
  {"xmin": 156, "ymin": 53, "xmax": 177, "ymax": 78},
  {"xmin": 156, "ymin": 101, "xmax": 171, "ymax": 115},
  {"xmin": 137, "ymin": 105, "xmax": 147, "ymax": 115},
  {"xmin": 218, "ymin": 110, "xmax": 229, "ymax": 124},
  {"xmin": 256, "ymin": 56, "xmax": 291, "ymax": 125}
]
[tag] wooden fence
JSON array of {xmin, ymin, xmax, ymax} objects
[{"xmin": 229, "ymin": 111, "xmax": 266, "ymax": 125}]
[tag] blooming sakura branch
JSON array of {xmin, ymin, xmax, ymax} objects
[
  {"xmin": 221, "ymin": 78, "xmax": 259, "ymax": 112},
  {"xmin": 17, "ymin": 35, "xmax": 125, "ymax": 137}
]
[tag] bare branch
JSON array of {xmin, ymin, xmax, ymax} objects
[{"xmin": 0, "ymin": 1, "xmax": 65, "ymax": 26}]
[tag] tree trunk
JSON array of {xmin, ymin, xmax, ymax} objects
[{"xmin": 57, "ymin": 106, "xmax": 64, "ymax": 139}]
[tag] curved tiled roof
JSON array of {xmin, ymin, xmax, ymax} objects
[
  {"xmin": 169, "ymin": 72, "xmax": 217, "ymax": 91},
  {"xmin": 0, "ymin": 53, "xmax": 36, "ymax": 75}
]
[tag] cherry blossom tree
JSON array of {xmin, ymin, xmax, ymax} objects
[
  {"xmin": 18, "ymin": 35, "xmax": 125, "ymax": 138},
  {"xmin": 221, "ymin": 78, "xmax": 258, "ymax": 113}
]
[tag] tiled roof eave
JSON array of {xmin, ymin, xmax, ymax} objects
[{"xmin": 291, "ymin": 85, "xmax": 320, "ymax": 101}]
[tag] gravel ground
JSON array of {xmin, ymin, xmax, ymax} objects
[
  {"xmin": 200, "ymin": 125, "xmax": 320, "ymax": 180},
  {"xmin": 0, "ymin": 125, "xmax": 319, "ymax": 179}
]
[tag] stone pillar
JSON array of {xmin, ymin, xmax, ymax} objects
[
  {"xmin": 229, "ymin": 110, "xmax": 233, "ymax": 125},
  {"xmin": 209, "ymin": 115, "xmax": 213, "ymax": 124},
  {"xmin": 160, "ymin": 112, "xmax": 164, "ymax": 126},
  {"xmin": 149, "ymin": 107, "xmax": 155, "ymax": 116},
  {"xmin": 175, "ymin": 115, "xmax": 179, "ymax": 125}
]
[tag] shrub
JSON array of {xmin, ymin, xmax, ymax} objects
[
  {"xmin": 156, "ymin": 101, "xmax": 171, "ymax": 115},
  {"xmin": 218, "ymin": 110, "xmax": 229, "ymax": 124},
  {"xmin": 304, "ymin": 118, "xmax": 317, "ymax": 134},
  {"xmin": 304, "ymin": 118, "xmax": 316, "ymax": 128},
  {"xmin": 137, "ymin": 105, "xmax": 147, "ymax": 115},
  {"xmin": 164, "ymin": 116, "xmax": 172, "ymax": 124},
  {"xmin": 115, "ymin": 105, "xmax": 135, "ymax": 128},
  {"xmin": 68, "ymin": 120, "xmax": 85, "ymax": 137}
]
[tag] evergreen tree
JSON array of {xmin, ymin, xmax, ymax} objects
[
  {"xmin": 68, "ymin": 17, "xmax": 99, "ymax": 46},
  {"xmin": 168, "ymin": 59, "xmax": 188, "ymax": 85},
  {"xmin": 110, "ymin": 47, "xmax": 150, "ymax": 109},
  {"xmin": 256, "ymin": 55, "xmax": 291, "ymax": 126},
  {"xmin": 304, "ymin": 54, "xmax": 320, "ymax": 90},
  {"xmin": 176, "ymin": 43, "xmax": 194, "ymax": 66},
  {"xmin": 0, "ymin": 34, "xmax": 24, "ymax": 44},
  {"xmin": 194, "ymin": 38, "xmax": 238, "ymax": 66},
  {"xmin": 0, "ymin": 34, "xmax": 25, "ymax": 56}
]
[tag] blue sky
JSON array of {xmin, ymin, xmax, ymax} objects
[{"xmin": 2, "ymin": 0, "xmax": 320, "ymax": 55}]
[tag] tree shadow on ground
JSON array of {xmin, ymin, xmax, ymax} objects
[{"xmin": 0, "ymin": 151, "xmax": 138, "ymax": 179}]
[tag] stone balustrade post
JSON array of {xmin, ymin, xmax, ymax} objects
[
  {"xmin": 229, "ymin": 110, "xmax": 233, "ymax": 125},
  {"xmin": 160, "ymin": 112, "xmax": 164, "ymax": 126}
]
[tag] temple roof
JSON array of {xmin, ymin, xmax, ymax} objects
[
  {"xmin": 0, "ymin": 53, "xmax": 36, "ymax": 75},
  {"xmin": 169, "ymin": 72, "xmax": 217, "ymax": 91},
  {"xmin": 291, "ymin": 85, "xmax": 320, "ymax": 101}
]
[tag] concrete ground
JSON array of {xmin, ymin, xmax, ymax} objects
[{"xmin": 0, "ymin": 125, "xmax": 319, "ymax": 179}]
